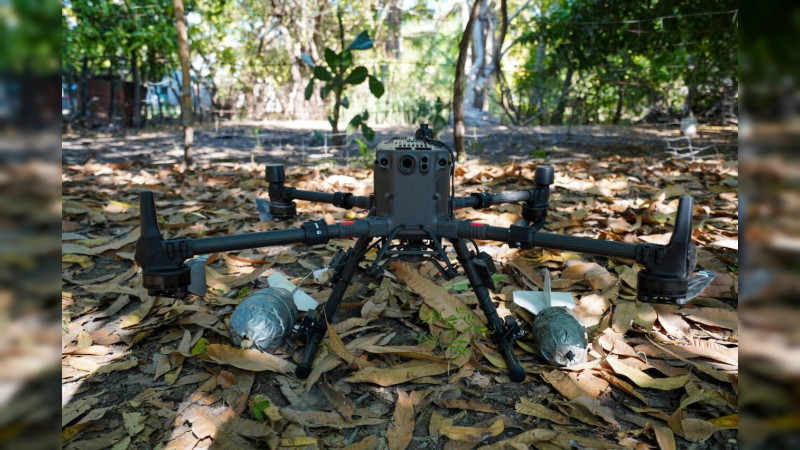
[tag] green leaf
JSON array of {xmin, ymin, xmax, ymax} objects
[
  {"xmin": 342, "ymin": 96, "xmax": 350, "ymax": 108},
  {"xmin": 304, "ymin": 78, "xmax": 315, "ymax": 100},
  {"xmin": 191, "ymin": 338, "xmax": 210, "ymax": 355},
  {"xmin": 355, "ymin": 137, "xmax": 369, "ymax": 152},
  {"xmin": 344, "ymin": 66, "xmax": 368, "ymax": 85},
  {"xmin": 252, "ymin": 406, "xmax": 264, "ymax": 421},
  {"xmin": 339, "ymin": 50, "xmax": 353, "ymax": 69},
  {"xmin": 324, "ymin": 48, "xmax": 339, "ymax": 69},
  {"xmin": 328, "ymin": 116, "xmax": 337, "ymax": 130},
  {"xmin": 321, "ymin": 84, "xmax": 332, "ymax": 99},
  {"xmin": 368, "ymin": 75, "xmax": 385, "ymax": 98},
  {"xmin": 361, "ymin": 123, "xmax": 375, "ymax": 141},
  {"xmin": 300, "ymin": 52, "xmax": 314, "ymax": 68},
  {"xmin": 190, "ymin": 338, "xmax": 210, "ymax": 355},
  {"xmin": 313, "ymin": 66, "xmax": 332, "ymax": 81},
  {"xmin": 347, "ymin": 114, "xmax": 363, "ymax": 131},
  {"xmin": 362, "ymin": 110, "xmax": 369, "ymax": 121},
  {"xmin": 348, "ymin": 31, "xmax": 373, "ymax": 51}
]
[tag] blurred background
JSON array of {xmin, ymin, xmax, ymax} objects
[
  {"xmin": 738, "ymin": 1, "xmax": 800, "ymax": 448},
  {"xmin": 7, "ymin": 0, "xmax": 798, "ymax": 447}
]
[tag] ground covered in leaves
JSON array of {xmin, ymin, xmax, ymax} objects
[{"xmin": 62, "ymin": 127, "xmax": 738, "ymax": 450}]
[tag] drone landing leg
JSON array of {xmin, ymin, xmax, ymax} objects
[
  {"xmin": 451, "ymin": 239, "xmax": 527, "ymax": 382},
  {"xmin": 295, "ymin": 236, "xmax": 371, "ymax": 379}
]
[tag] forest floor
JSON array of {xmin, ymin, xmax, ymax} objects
[{"xmin": 62, "ymin": 122, "xmax": 739, "ymax": 450}]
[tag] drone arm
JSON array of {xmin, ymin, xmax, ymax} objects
[
  {"xmin": 135, "ymin": 190, "xmax": 376, "ymax": 297},
  {"xmin": 453, "ymin": 166, "xmax": 554, "ymax": 226},
  {"xmin": 265, "ymin": 163, "xmax": 372, "ymax": 219},
  {"xmin": 440, "ymin": 196, "xmax": 697, "ymax": 301},
  {"xmin": 281, "ymin": 188, "xmax": 372, "ymax": 210},
  {"xmin": 446, "ymin": 221, "xmax": 639, "ymax": 259},
  {"xmin": 453, "ymin": 190, "xmax": 531, "ymax": 209}
]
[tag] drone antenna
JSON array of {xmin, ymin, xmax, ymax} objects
[{"xmin": 414, "ymin": 123, "xmax": 456, "ymax": 218}]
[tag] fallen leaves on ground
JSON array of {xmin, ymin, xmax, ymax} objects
[{"xmin": 61, "ymin": 140, "xmax": 737, "ymax": 449}]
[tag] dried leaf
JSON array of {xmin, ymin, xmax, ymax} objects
[
  {"xmin": 654, "ymin": 425, "xmax": 677, "ymax": 450},
  {"xmin": 515, "ymin": 398, "xmax": 570, "ymax": 425},
  {"xmin": 391, "ymin": 261, "xmax": 481, "ymax": 332},
  {"xmin": 341, "ymin": 435, "xmax": 379, "ymax": 450},
  {"xmin": 541, "ymin": 369, "xmax": 583, "ymax": 400},
  {"xmin": 440, "ymin": 419, "xmax": 504, "ymax": 442},
  {"xmin": 612, "ymin": 301, "xmax": 637, "ymax": 334},
  {"xmin": 122, "ymin": 411, "xmax": 145, "ymax": 436},
  {"xmin": 386, "ymin": 390, "xmax": 414, "ymax": 450},
  {"xmin": 278, "ymin": 409, "xmax": 383, "ymax": 428},
  {"xmin": 204, "ymin": 344, "xmax": 295, "ymax": 373},
  {"xmin": 327, "ymin": 321, "xmax": 356, "ymax": 364},
  {"xmin": 607, "ymin": 356, "xmax": 688, "ymax": 390},
  {"xmin": 345, "ymin": 361, "xmax": 453, "ymax": 387},
  {"xmin": 678, "ymin": 307, "xmax": 738, "ymax": 330},
  {"xmin": 279, "ymin": 437, "xmax": 319, "ymax": 447},
  {"xmin": 76, "ymin": 331, "xmax": 92, "ymax": 349},
  {"xmin": 438, "ymin": 399, "xmax": 496, "ymax": 413}
]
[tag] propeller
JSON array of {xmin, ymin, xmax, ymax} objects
[
  {"xmin": 255, "ymin": 197, "xmax": 273, "ymax": 222},
  {"xmin": 185, "ymin": 255, "xmax": 208, "ymax": 297}
]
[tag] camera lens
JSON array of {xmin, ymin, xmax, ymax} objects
[
  {"xmin": 379, "ymin": 157, "xmax": 389, "ymax": 168},
  {"xmin": 399, "ymin": 155, "xmax": 416, "ymax": 173},
  {"xmin": 421, "ymin": 164, "xmax": 429, "ymax": 172},
  {"xmin": 438, "ymin": 158, "xmax": 447, "ymax": 167}
]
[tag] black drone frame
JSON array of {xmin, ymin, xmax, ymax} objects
[{"xmin": 135, "ymin": 125, "xmax": 696, "ymax": 382}]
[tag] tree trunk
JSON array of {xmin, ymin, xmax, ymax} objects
[
  {"xmin": 551, "ymin": 63, "xmax": 573, "ymax": 125},
  {"xmin": 454, "ymin": 0, "xmax": 483, "ymax": 160},
  {"xmin": 385, "ymin": 0, "xmax": 402, "ymax": 59},
  {"xmin": 174, "ymin": 0, "xmax": 194, "ymax": 166},
  {"xmin": 108, "ymin": 62, "xmax": 116, "ymax": 128},
  {"xmin": 531, "ymin": 42, "xmax": 545, "ymax": 115},
  {"xmin": 612, "ymin": 86, "xmax": 624, "ymax": 124},
  {"xmin": 81, "ymin": 57, "xmax": 89, "ymax": 127},
  {"xmin": 132, "ymin": 51, "xmax": 140, "ymax": 129}
]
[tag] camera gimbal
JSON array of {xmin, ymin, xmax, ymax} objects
[{"xmin": 135, "ymin": 124, "xmax": 697, "ymax": 382}]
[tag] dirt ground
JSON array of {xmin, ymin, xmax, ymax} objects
[
  {"xmin": 62, "ymin": 122, "xmax": 739, "ymax": 450},
  {"xmin": 61, "ymin": 120, "xmax": 737, "ymax": 166}
]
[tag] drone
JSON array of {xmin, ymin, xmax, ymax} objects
[{"xmin": 135, "ymin": 124, "xmax": 697, "ymax": 382}]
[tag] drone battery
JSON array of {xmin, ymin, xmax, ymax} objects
[{"xmin": 374, "ymin": 138, "xmax": 452, "ymax": 230}]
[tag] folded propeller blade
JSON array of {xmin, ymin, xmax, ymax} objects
[
  {"xmin": 255, "ymin": 197, "xmax": 273, "ymax": 222},
  {"xmin": 186, "ymin": 256, "xmax": 208, "ymax": 297}
]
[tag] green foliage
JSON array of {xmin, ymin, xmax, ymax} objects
[
  {"xmin": 415, "ymin": 307, "xmax": 487, "ymax": 358},
  {"xmin": 63, "ymin": 0, "xmax": 178, "ymax": 79},
  {"xmin": 413, "ymin": 97, "xmax": 448, "ymax": 137},
  {"xmin": 190, "ymin": 338, "xmax": 210, "ymax": 355},
  {"xmin": 352, "ymin": 137, "xmax": 373, "ymax": 167},
  {"xmin": 1, "ymin": 0, "xmax": 60, "ymax": 73},
  {"xmin": 303, "ymin": 9, "xmax": 384, "ymax": 141},
  {"xmin": 510, "ymin": 0, "xmax": 738, "ymax": 124},
  {"xmin": 250, "ymin": 394, "xmax": 271, "ymax": 422}
]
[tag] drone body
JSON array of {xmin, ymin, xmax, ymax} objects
[{"xmin": 135, "ymin": 125, "xmax": 698, "ymax": 382}]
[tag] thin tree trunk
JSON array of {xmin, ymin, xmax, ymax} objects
[
  {"xmin": 551, "ymin": 63, "xmax": 573, "ymax": 125},
  {"xmin": 108, "ymin": 62, "xmax": 116, "ymax": 128},
  {"xmin": 174, "ymin": 0, "xmax": 194, "ymax": 165},
  {"xmin": 385, "ymin": 0, "xmax": 402, "ymax": 59},
  {"xmin": 454, "ymin": 0, "xmax": 483, "ymax": 159},
  {"xmin": 532, "ymin": 42, "xmax": 545, "ymax": 114},
  {"xmin": 132, "ymin": 51, "xmax": 140, "ymax": 129},
  {"xmin": 81, "ymin": 57, "xmax": 89, "ymax": 127},
  {"xmin": 612, "ymin": 86, "xmax": 624, "ymax": 124}
]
